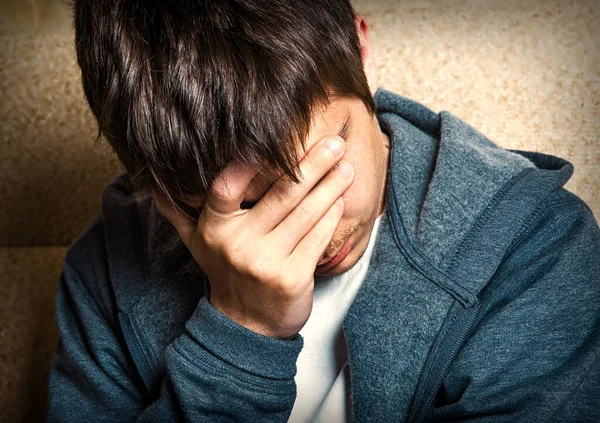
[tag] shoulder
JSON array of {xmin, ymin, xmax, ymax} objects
[
  {"xmin": 65, "ymin": 214, "xmax": 107, "ymax": 270},
  {"xmin": 63, "ymin": 173, "xmax": 201, "ymax": 315},
  {"xmin": 59, "ymin": 214, "xmax": 119, "ymax": 321},
  {"xmin": 432, "ymin": 189, "xmax": 600, "ymax": 419},
  {"xmin": 471, "ymin": 187, "xmax": 600, "ymax": 368},
  {"xmin": 479, "ymin": 186, "xmax": 600, "ymax": 317},
  {"xmin": 504, "ymin": 187, "xmax": 599, "ymax": 277}
]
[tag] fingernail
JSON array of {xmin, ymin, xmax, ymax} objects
[
  {"xmin": 323, "ymin": 138, "xmax": 344, "ymax": 156},
  {"xmin": 336, "ymin": 160, "xmax": 354, "ymax": 178}
]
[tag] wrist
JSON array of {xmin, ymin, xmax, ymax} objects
[
  {"xmin": 182, "ymin": 297, "xmax": 304, "ymax": 380},
  {"xmin": 209, "ymin": 296, "xmax": 296, "ymax": 340}
]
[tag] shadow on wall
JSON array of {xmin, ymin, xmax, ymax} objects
[
  {"xmin": 0, "ymin": 248, "xmax": 67, "ymax": 423},
  {"xmin": 1, "ymin": 0, "xmax": 123, "ymax": 246}
]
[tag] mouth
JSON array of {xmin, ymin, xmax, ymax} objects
[{"xmin": 315, "ymin": 237, "xmax": 353, "ymax": 273}]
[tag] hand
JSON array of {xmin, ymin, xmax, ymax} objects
[{"xmin": 153, "ymin": 136, "xmax": 354, "ymax": 340}]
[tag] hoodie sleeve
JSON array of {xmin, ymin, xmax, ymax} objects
[
  {"xmin": 47, "ymin": 223, "xmax": 303, "ymax": 422},
  {"xmin": 428, "ymin": 190, "xmax": 600, "ymax": 422}
]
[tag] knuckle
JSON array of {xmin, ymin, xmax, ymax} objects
[
  {"xmin": 196, "ymin": 228, "xmax": 218, "ymax": 252},
  {"xmin": 210, "ymin": 180, "xmax": 234, "ymax": 202},
  {"xmin": 222, "ymin": 241, "xmax": 246, "ymax": 265},
  {"xmin": 272, "ymin": 273, "xmax": 294, "ymax": 294},
  {"xmin": 247, "ymin": 257, "xmax": 276, "ymax": 283},
  {"xmin": 280, "ymin": 273, "xmax": 307, "ymax": 297},
  {"xmin": 295, "ymin": 204, "xmax": 314, "ymax": 224},
  {"xmin": 305, "ymin": 152, "xmax": 323, "ymax": 172},
  {"xmin": 247, "ymin": 258, "xmax": 296, "ymax": 293},
  {"xmin": 326, "ymin": 175, "xmax": 342, "ymax": 191},
  {"xmin": 306, "ymin": 231, "xmax": 325, "ymax": 251}
]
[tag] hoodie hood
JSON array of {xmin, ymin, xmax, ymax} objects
[
  {"xmin": 375, "ymin": 88, "xmax": 535, "ymax": 267},
  {"xmin": 372, "ymin": 87, "xmax": 574, "ymax": 301}
]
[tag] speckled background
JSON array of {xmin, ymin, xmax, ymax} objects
[{"xmin": 0, "ymin": 0, "xmax": 598, "ymax": 421}]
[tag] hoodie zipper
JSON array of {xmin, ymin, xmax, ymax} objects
[
  {"xmin": 410, "ymin": 303, "xmax": 480, "ymax": 423},
  {"xmin": 118, "ymin": 311, "xmax": 155, "ymax": 396}
]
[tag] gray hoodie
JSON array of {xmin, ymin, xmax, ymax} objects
[{"xmin": 47, "ymin": 88, "xmax": 600, "ymax": 422}]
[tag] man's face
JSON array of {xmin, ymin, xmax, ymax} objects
[
  {"xmin": 185, "ymin": 95, "xmax": 391, "ymax": 277},
  {"xmin": 297, "ymin": 96, "xmax": 390, "ymax": 276}
]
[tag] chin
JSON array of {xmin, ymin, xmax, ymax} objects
[
  {"xmin": 314, "ymin": 243, "xmax": 366, "ymax": 277},
  {"xmin": 314, "ymin": 215, "xmax": 377, "ymax": 276}
]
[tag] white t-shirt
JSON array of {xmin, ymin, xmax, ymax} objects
[{"xmin": 289, "ymin": 212, "xmax": 385, "ymax": 423}]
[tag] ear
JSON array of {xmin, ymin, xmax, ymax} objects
[{"xmin": 354, "ymin": 14, "xmax": 379, "ymax": 96}]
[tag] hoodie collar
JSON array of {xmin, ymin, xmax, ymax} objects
[{"xmin": 372, "ymin": 87, "xmax": 574, "ymax": 299}]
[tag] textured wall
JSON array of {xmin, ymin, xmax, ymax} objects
[
  {"xmin": 0, "ymin": 0, "xmax": 599, "ymax": 422},
  {"xmin": 356, "ymin": 0, "xmax": 599, "ymax": 215}
]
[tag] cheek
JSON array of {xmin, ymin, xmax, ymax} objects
[
  {"xmin": 339, "ymin": 182, "xmax": 361, "ymax": 216},
  {"xmin": 339, "ymin": 163, "xmax": 376, "ymax": 216}
]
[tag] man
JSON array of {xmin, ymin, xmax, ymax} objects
[{"xmin": 47, "ymin": 0, "xmax": 600, "ymax": 422}]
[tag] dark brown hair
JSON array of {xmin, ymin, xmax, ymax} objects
[{"xmin": 73, "ymin": 0, "xmax": 375, "ymax": 205}]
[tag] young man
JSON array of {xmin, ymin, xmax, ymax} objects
[{"xmin": 48, "ymin": 1, "xmax": 600, "ymax": 422}]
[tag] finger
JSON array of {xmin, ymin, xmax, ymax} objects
[
  {"xmin": 243, "ymin": 172, "xmax": 277, "ymax": 205},
  {"xmin": 291, "ymin": 196, "xmax": 345, "ymax": 269},
  {"xmin": 204, "ymin": 160, "xmax": 260, "ymax": 216},
  {"xmin": 271, "ymin": 159, "xmax": 354, "ymax": 254},
  {"xmin": 152, "ymin": 190, "xmax": 197, "ymax": 247},
  {"xmin": 249, "ymin": 136, "xmax": 346, "ymax": 235}
]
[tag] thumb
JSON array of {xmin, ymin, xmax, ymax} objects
[{"xmin": 152, "ymin": 190, "xmax": 197, "ymax": 248}]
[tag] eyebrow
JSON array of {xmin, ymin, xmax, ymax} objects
[{"xmin": 336, "ymin": 113, "xmax": 352, "ymax": 140}]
